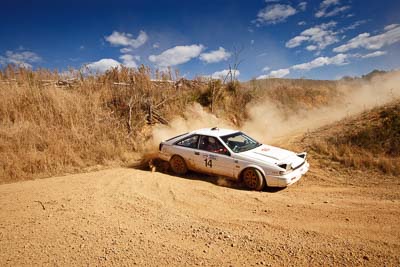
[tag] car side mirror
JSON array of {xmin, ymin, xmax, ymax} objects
[
  {"xmin": 223, "ymin": 149, "xmax": 231, "ymax": 157},
  {"xmin": 216, "ymin": 148, "xmax": 230, "ymax": 156}
]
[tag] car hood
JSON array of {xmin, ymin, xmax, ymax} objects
[{"xmin": 240, "ymin": 144, "xmax": 297, "ymax": 165}]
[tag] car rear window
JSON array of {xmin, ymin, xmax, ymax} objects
[
  {"xmin": 176, "ymin": 135, "xmax": 199, "ymax": 148},
  {"xmin": 165, "ymin": 132, "xmax": 188, "ymax": 142}
]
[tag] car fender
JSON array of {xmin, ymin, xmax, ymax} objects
[
  {"xmin": 237, "ymin": 164, "xmax": 267, "ymax": 183},
  {"xmin": 158, "ymin": 144, "xmax": 176, "ymax": 162}
]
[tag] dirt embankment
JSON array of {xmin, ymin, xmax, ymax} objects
[{"xmin": 2, "ymin": 66, "xmax": 399, "ymax": 184}]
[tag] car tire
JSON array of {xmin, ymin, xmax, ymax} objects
[
  {"xmin": 169, "ymin": 155, "xmax": 188, "ymax": 175},
  {"xmin": 243, "ymin": 168, "xmax": 265, "ymax": 191}
]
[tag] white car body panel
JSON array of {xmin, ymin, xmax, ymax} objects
[{"xmin": 159, "ymin": 128, "xmax": 309, "ymax": 188}]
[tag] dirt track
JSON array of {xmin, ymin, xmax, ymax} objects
[{"xmin": 1, "ymin": 155, "xmax": 399, "ymax": 266}]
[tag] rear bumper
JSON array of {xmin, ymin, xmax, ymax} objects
[{"xmin": 266, "ymin": 161, "xmax": 309, "ymax": 187}]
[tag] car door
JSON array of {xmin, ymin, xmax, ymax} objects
[
  {"xmin": 192, "ymin": 135, "xmax": 234, "ymax": 177},
  {"xmin": 174, "ymin": 134, "xmax": 200, "ymax": 170}
]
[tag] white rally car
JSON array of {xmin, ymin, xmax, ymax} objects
[{"xmin": 158, "ymin": 127, "xmax": 309, "ymax": 190}]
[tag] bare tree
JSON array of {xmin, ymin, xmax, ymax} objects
[{"xmin": 223, "ymin": 45, "xmax": 244, "ymax": 84}]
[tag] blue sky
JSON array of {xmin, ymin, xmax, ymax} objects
[{"xmin": 0, "ymin": 0, "xmax": 399, "ymax": 80}]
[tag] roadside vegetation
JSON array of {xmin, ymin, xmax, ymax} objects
[
  {"xmin": 0, "ymin": 65, "xmax": 398, "ymax": 182},
  {"xmin": 311, "ymin": 101, "xmax": 400, "ymax": 175}
]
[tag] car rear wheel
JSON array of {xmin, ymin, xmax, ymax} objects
[
  {"xmin": 170, "ymin": 155, "xmax": 188, "ymax": 175},
  {"xmin": 243, "ymin": 168, "xmax": 265, "ymax": 191}
]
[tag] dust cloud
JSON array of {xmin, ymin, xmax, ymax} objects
[
  {"xmin": 150, "ymin": 103, "xmax": 233, "ymax": 147},
  {"xmin": 242, "ymin": 72, "xmax": 400, "ymax": 143},
  {"xmin": 151, "ymin": 72, "xmax": 400, "ymax": 146}
]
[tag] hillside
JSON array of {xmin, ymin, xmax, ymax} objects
[
  {"xmin": 0, "ymin": 66, "xmax": 399, "ymax": 183},
  {"xmin": 0, "ymin": 67, "xmax": 344, "ymax": 183},
  {"xmin": 302, "ymin": 101, "xmax": 400, "ymax": 176}
]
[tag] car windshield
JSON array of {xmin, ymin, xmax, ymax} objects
[{"xmin": 220, "ymin": 132, "xmax": 261, "ymax": 153}]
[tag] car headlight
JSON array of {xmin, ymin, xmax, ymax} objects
[
  {"xmin": 278, "ymin": 163, "xmax": 292, "ymax": 175},
  {"xmin": 297, "ymin": 152, "xmax": 307, "ymax": 160}
]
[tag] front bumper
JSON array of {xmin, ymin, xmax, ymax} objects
[{"xmin": 266, "ymin": 161, "xmax": 309, "ymax": 187}]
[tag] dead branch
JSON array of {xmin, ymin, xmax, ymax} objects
[
  {"xmin": 113, "ymin": 82, "xmax": 132, "ymax": 86},
  {"xmin": 152, "ymin": 111, "xmax": 169, "ymax": 125},
  {"xmin": 127, "ymin": 96, "xmax": 134, "ymax": 133}
]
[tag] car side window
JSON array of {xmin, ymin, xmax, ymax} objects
[
  {"xmin": 199, "ymin": 136, "xmax": 229, "ymax": 155},
  {"xmin": 176, "ymin": 135, "xmax": 199, "ymax": 148}
]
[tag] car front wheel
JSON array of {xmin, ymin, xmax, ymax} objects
[
  {"xmin": 243, "ymin": 168, "xmax": 265, "ymax": 191},
  {"xmin": 169, "ymin": 155, "xmax": 188, "ymax": 175}
]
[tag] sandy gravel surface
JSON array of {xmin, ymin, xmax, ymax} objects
[{"xmin": 0, "ymin": 158, "xmax": 399, "ymax": 266}]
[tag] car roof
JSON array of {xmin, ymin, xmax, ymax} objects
[{"xmin": 189, "ymin": 127, "xmax": 239, "ymax": 137}]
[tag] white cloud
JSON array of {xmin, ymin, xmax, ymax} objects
[
  {"xmin": 256, "ymin": 74, "xmax": 268, "ymax": 80},
  {"xmin": 333, "ymin": 25, "xmax": 400, "ymax": 52},
  {"xmin": 84, "ymin": 55, "xmax": 141, "ymax": 73},
  {"xmin": 256, "ymin": 65, "xmax": 275, "ymax": 79},
  {"xmin": 105, "ymin": 30, "xmax": 148, "ymax": 49},
  {"xmin": 119, "ymin": 54, "xmax": 138, "ymax": 68},
  {"xmin": 260, "ymin": 49, "xmax": 386, "ymax": 79},
  {"xmin": 120, "ymin": 47, "xmax": 133, "ymax": 53},
  {"xmin": 291, "ymin": 53, "xmax": 349, "ymax": 71},
  {"xmin": 320, "ymin": 6, "xmax": 350, "ymax": 17},
  {"xmin": 262, "ymin": 66, "xmax": 270, "ymax": 72},
  {"xmin": 152, "ymin": 43, "xmax": 160, "ymax": 49},
  {"xmin": 260, "ymin": 53, "xmax": 349, "ymax": 79},
  {"xmin": 306, "ymin": 45, "xmax": 317, "ymax": 51},
  {"xmin": 298, "ymin": 2, "xmax": 307, "ymax": 11},
  {"xmin": 315, "ymin": 0, "xmax": 339, "ymax": 17},
  {"xmin": 298, "ymin": 21, "xmax": 306, "ymax": 26},
  {"xmin": 321, "ymin": 0, "xmax": 340, "ymax": 8},
  {"xmin": 199, "ymin": 47, "xmax": 231, "ymax": 63},
  {"xmin": 358, "ymin": 50, "xmax": 387, "ymax": 58},
  {"xmin": 285, "ymin": 21, "xmax": 339, "ymax": 50},
  {"xmin": 85, "ymin": 58, "xmax": 121, "ymax": 73},
  {"xmin": 361, "ymin": 51, "xmax": 387, "ymax": 58},
  {"xmin": 315, "ymin": 0, "xmax": 350, "ymax": 18},
  {"xmin": 339, "ymin": 20, "xmax": 367, "ymax": 32},
  {"xmin": 256, "ymin": 4, "xmax": 297, "ymax": 25},
  {"xmin": 148, "ymin": 44, "xmax": 204, "ymax": 68},
  {"xmin": 210, "ymin": 69, "xmax": 240, "ymax": 79},
  {"xmin": 286, "ymin": 35, "xmax": 310, "ymax": 48},
  {"xmin": 384, "ymin": 24, "xmax": 399, "ymax": 31},
  {"xmin": 0, "ymin": 50, "xmax": 41, "ymax": 68},
  {"xmin": 268, "ymin": 68, "xmax": 290, "ymax": 78}
]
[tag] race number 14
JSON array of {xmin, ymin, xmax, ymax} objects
[{"xmin": 204, "ymin": 159, "xmax": 213, "ymax": 168}]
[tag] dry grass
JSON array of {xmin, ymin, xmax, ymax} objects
[
  {"xmin": 311, "ymin": 102, "xmax": 400, "ymax": 175},
  {"xmin": 1, "ymin": 65, "xmax": 396, "ymax": 182},
  {"xmin": 245, "ymin": 78, "xmax": 344, "ymax": 119},
  {"xmin": 0, "ymin": 66, "xmax": 200, "ymax": 182}
]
